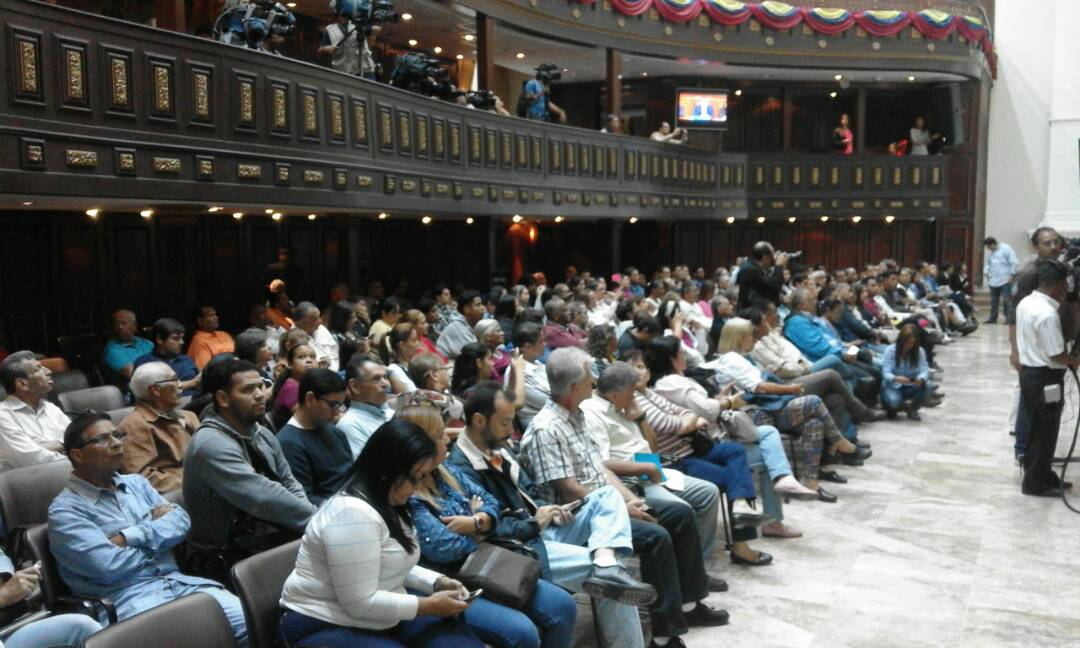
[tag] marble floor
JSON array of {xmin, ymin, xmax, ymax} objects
[{"xmin": 679, "ymin": 324, "xmax": 1080, "ymax": 648}]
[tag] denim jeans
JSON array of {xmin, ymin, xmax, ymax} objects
[
  {"xmin": 463, "ymin": 579, "xmax": 576, "ymax": 648},
  {"xmin": 541, "ymin": 486, "xmax": 632, "ymax": 558},
  {"xmin": 751, "ymin": 424, "xmax": 794, "ymax": 482},
  {"xmin": 280, "ymin": 608, "xmax": 483, "ymax": 648},
  {"xmin": 2, "ymin": 614, "xmax": 101, "ymax": 648},
  {"xmin": 988, "ymin": 282, "xmax": 1012, "ymax": 322},
  {"xmin": 672, "ymin": 442, "xmax": 758, "ymax": 545},
  {"xmin": 880, "ymin": 381, "xmax": 929, "ymax": 411},
  {"xmin": 644, "ymin": 475, "xmax": 719, "ymax": 561}
]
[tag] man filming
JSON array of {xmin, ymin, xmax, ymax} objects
[
  {"xmin": 736, "ymin": 241, "xmax": 789, "ymax": 311},
  {"xmin": 319, "ymin": 11, "xmax": 376, "ymax": 79},
  {"xmin": 1015, "ymin": 259, "xmax": 1077, "ymax": 497}
]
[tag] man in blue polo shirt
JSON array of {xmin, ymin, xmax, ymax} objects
[
  {"xmin": 134, "ymin": 319, "xmax": 200, "ymax": 397},
  {"xmin": 103, "ymin": 309, "xmax": 152, "ymax": 387}
]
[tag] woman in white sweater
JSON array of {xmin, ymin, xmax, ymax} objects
[{"xmin": 279, "ymin": 419, "xmax": 485, "ymax": 648}]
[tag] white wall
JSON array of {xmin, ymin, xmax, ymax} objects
[{"xmin": 1043, "ymin": 1, "xmax": 1080, "ymax": 235}]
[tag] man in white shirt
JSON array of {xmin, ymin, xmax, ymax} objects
[
  {"xmin": 293, "ymin": 301, "xmax": 340, "ymax": 371},
  {"xmin": 0, "ymin": 351, "xmax": 70, "ymax": 471},
  {"xmin": 507, "ymin": 322, "xmax": 550, "ymax": 431},
  {"xmin": 1015, "ymin": 259, "xmax": 1078, "ymax": 496}
]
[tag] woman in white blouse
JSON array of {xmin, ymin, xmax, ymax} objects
[
  {"xmin": 382, "ymin": 323, "xmax": 423, "ymax": 394},
  {"xmin": 279, "ymin": 419, "xmax": 484, "ymax": 648},
  {"xmin": 644, "ymin": 335, "xmax": 818, "ymax": 501}
]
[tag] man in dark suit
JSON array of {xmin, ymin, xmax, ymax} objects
[{"xmin": 736, "ymin": 241, "xmax": 789, "ymax": 311}]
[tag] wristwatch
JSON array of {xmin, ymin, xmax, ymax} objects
[
  {"xmin": 633, "ymin": 413, "xmax": 646, "ymax": 424},
  {"xmin": 473, "ymin": 514, "xmax": 483, "ymax": 531}
]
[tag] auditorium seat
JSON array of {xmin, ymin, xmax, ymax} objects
[
  {"xmin": 50, "ymin": 369, "xmax": 90, "ymax": 397},
  {"xmin": 82, "ymin": 593, "xmax": 232, "ymax": 648},
  {"xmin": 0, "ymin": 460, "xmax": 72, "ymax": 559},
  {"xmin": 58, "ymin": 386, "xmax": 125, "ymax": 415},
  {"xmin": 230, "ymin": 540, "xmax": 300, "ymax": 648},
  {"xmin": 25, "ymin": 523, "xmax": 118, "ymax": 624}
]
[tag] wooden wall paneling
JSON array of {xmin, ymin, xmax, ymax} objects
[
  {"xmin": 899, "ymin": 221, "xmax": 927, "ymax": 267},
  {"xmin": 831, "ymin": 223, "xmax": 864, "ymax": 270},
  {"xmin": 206, "ymin": 222, "xmax": 243, "ymax": 328},
  {"xmin": 155, "ymin": 216, "xmax": 200, "ymax": 327},
  {"xmin": 801, "ymin": 224, "xmax": 829, "ymax": 268},
  {"xmin": 869, "ymin": 224, "xmax": 895, "ymax": 264},
  {"xmin": 941, "ymin": 224, "xmax": 971, "ymax": 267},
  {"xmin": 110, "ymin": 217, "xmax": 154, "ymax": 322},
  {"xmin": 249, "ymin": 223, "xmax": 281, "ymax": 303}
]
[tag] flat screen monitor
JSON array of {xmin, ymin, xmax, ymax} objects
[{"xmin": 675, "ymin": 89, "xmax": 728, "ymax": 128}]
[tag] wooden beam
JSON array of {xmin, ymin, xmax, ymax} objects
[
  {"xmin": 476, "ymin": 14, "xmax": 495, "ymax": 93},
  {"xmin": 605, "ymin": 48, "xmax": 622, "ymax": 118}
]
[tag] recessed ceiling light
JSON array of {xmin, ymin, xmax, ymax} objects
[
  {"xmin": 734, "ymin": 89, "xmax": 742, "ymax": 96},
  {"xmin": 629, "ymin": 216, "xmax": 639, "ymax": 224},
  {"xmin": 908, "ymin": 75, "xmax": 916, "ymax": 82},
  {"xmin": 21, "ymin": 201, "xmax": 33, "ymax": 206},
  {"xmin": 421, "ymin": 216, "xmax": 432, "ymax": 224},
  {"xmin": 408, "ymin": 39, "xmax": 418, "ymax": 47},
  {"xmin": 756, "ymin": 216, "xmax": 765, "ymax": 223},
  {"xmin": 640, "ymin": 72, "xmax": 648, "ymax": 77},
  {"xmin": 554, "ymin": 216, "xmax": 564, "ymax": 223},
  {"xmin": 85, "ymin": 208, "xmax": 100, "ymax": 218},
  {"xmin": 725, "ymin": 216, "xmax": 735, "ymax": 224},
  {"xmin": 264, "ymin": 208, "xmax": 274, "ymax": 214},
  {"xmin": 834, "ymin": 74, "xmax": 843, "ymax": 81},
  {"xmin": 433, "ymin": 46, "xmax": 442, "ymax": 54},
  {"xmin": 561, "ymin": 68, "xmax": 568, "ymax": 72},
  {"xmin": 232, "ymin": 212, "xmax": 243, "ymax": 219},
  {"xmin": 207, "ymin": 206, "xmax": 222, "ymax": 213},
  {"xmin": 140, "ymin": 209, "xmax": 154, "ymax": 218},
  {"xmin": 851, "ymin": 216, "xmax": 862, "ymax": 223},
  {"xmin": 401, "ymin": 12, "xmax": 412, "ymax": 20},
  {"xmin": 515, "ymin": 52, "xmax": 525, "ymax": 59},
  {"xmin": 466, "ymin": 217, "xmax": 475, "ymax": 224},
  {"xmin": 885, "ymin": 215, "xmax": 895, "ymax": 223},
  {"xmin": 512, "ymin": 214, "xmax": 522, "ymax": 223},
  {"xmin": 286, "ymin": 2, "xmax": 296, "ymax": 6},
  {"xmin": 829, "ymin": 91, "xmax": 837, "ymax": 98},
  {"xmin": 378, "ymin": 212, "xmax": 389, "ymax": 220},
  {"xmin": 464, "ymin": 34, "xmax": 475, "ymax": 41},
  {"xmin": 788, "ymin": 216, "xmax": 797, "ymax": 223},
  {"xmin": 456, "ymin": 54, "xmax": 464, "ymax": 60},
  {"xmin": 307, "ymin": 213, "xmax": 317, "ymax": 221},
  {"xmin": 820, "ymin": 215, "xmax": 829, "ymax": 222},
  {"xmin": 271, "ymin": 212, "xmax": 283, "ymax": 221}
]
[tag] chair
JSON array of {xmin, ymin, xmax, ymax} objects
[
  {"xmin": 230, "ymin": 540, "xmax": 301, "ymax": 648},
  {"xmin": 24, "ymin": 523, "xmax": 117, "ymax": 624},
  {"xmin": 56, "ymin": 333, "xmax": 105, "ymax": 385},
  {"xmin": 83, "ymin": 593, "xmax": 233, "ymax": 648},
  {"xmin": 58, "ymin": 386, "xmax": 125, "ymax": 414},
  {"xmin": 0, "ymin": 459, "xmax": 73, "ymax": 559},
  {"xmin": 39, "ymin": 357, "xmax": 69, "ymax": 374},
  {"xmin": 51, "ymin": 369, "xmax": 90, "ymax": 396},
  {"xmin": 106, "ymin": 406, "xmax": 134, "ymax": 425}
]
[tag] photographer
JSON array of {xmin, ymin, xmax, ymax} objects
[
  {"xmin": 1015, "ymin": 259, "xmax": 1078, "ymax": 496},
  {"xmin": 650, "ymin": 121, "xmax": 687, "ymax": 144},
  {"xmin": 519, "ymin": 71, "xmax": 566, "ymax": 124},
  {"xmin": 736, "ymin": 241, "xmax": 789, "ymax": 311},
  {"xmin": 319, "ymin": 13, "xmax": 376, "ymax": 79}
]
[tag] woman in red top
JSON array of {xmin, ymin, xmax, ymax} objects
[
  {"xmin": 405, "ymin": 308, "xmax": 447, "ymax": 362},
  {"xmin": 833, "ymin": 113, "xmax": 854, "ymax": 155}
]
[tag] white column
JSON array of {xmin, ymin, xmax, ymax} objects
[{"xmin": 1041, "ymin": 0, "xmax": 1080, "ymax": 237}]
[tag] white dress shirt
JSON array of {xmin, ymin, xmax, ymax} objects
[
  {"xmin": 580, "ymin": 396, "xmax": 650, "ymax": 462},
  {"xmin": 310, "ymin": 324, "xmax": 340, "ymax": 372},
  {"xmin": 1016, "ymin": 290, "xmax": 1066, "ymax": 369},
  {"xmin": 0, "ymin": 395, "xmax": 70, "ymax": 471}
]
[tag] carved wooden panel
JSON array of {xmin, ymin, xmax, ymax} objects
[
  {"xmin": 414, "ymin": 113, "xmax": 429, "ymax": 158},
  {"xmin": 103, "ymin": 47, "xmax": 133, "ymax": 116},
  {"xmin": 10, "ymin": 29, "xmax": 44, "ymax": 105},
  {"xmin": 376, "ymin": 103, "xmax": 393, "ymax": 152},
  {"xmin": 396, "ymin": 109, "xmax": 413, "ymax": 155},
  {"xmin": 57, "ymin": 38, "xmax": 89, "ymax": 111},
  {"xmin": 350, "ymin": 96, "xmax": 369, "ymax": 147},
  {"xmin": 269, "ymin": 80, "xmax": 289, "ymax": 134},
  {"xmin": 189, "ymin": 63, "xmax": 214, "ymax": 125},
  {"xmin": 327, "ymin": 93, "xmax": 345, "ymax": 143},
  {"xmin": 431, "ymin": 117, "xmax": 445, "ymax": 159},
  {"xmin": 300, "ymin": 86, "xmax": 319, "ymax": 140},
  {"xmin": 235, "ymin": 72, "xmax": 257, "ymax": 131},
  {"xmin": 468, "ymin": 125, "xmax": 482, "ymax": 165},
  {"xmin": 147, "ymin": 56, "xmax": 175, "ymax": 121}
]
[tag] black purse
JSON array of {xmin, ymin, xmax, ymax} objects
[{"xmin": 457, "ymin": 541, "xmax": 542, "ymax": 608}]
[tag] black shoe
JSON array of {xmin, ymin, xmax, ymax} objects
[
  {"xmin": 1022, "ymin": 486, "xmax": 1063, "ymax": 497},
  {"xmin": 648, "ymin": 637, "xmax": 687, "ymax": 648},
  {"xmin": 837, "ymin": 451, "xmax": 865, "ymax": 466},
  {"xmin": 983, "ymin": 319, "xmax": 996, "ymax": 324},
  {"xmin": 819, "ymin": 470, "xmax": 848, "ymax": 484},
  {"xmin": 684, "ymin": 602, "xmax": 730, "ymax": 627},
  {"xmin": 906, "ymin": 409, "xmax": 922, "ymax": 421},
  {"xmin": 730, "ymin": 550, "xmax": 773, "ymax": 566},
  {"xmin": 854, "ymin": 438, "xmax": 872, "ymax": 449},
  {"xmin": 583, "ymin": 565, "xmax": 658, "ymax": 607},
  {"xmin": 706, "ymin": 575, "xmax": 729, "ymax": 592},
  {"xmin": 885, "ymin": 409, "xmax": 899, "ymax": 420},
  {"xmin": 1046, "ymin": 473, "xmax": 1073, "ymax": 490},
  {"xmin": 816, "ymin": 487, "xmax": 838, "ymax": 503}
]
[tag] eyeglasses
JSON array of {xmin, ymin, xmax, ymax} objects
[
  {"xmin": 320, "ymin": 397, "xmax": 348, "ymax": 412},
  {"xmin": 152, "ymin": 377, "xmax": 181, "ymax": 386},
  {"xmin": 79, "ymin": 430, "xmax": 128, "ymax": 448}
]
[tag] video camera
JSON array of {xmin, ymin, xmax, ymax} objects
[
  {"xmin": 213, "ymin": 0, "xmax": 295, "ymax": 49},
  {"xmin": 465, "ymin": 90, "xmax": 497, "ymax": 111},
  {"xmin": 332, "ymin": 0, "xmax": 399, "ymax": 33},
  {"xmin": 535, "ymin": 63, "xmax": 561, "ymax": 84},
  {"xmin": 390, "ymin": 52, "xmax": 460, "ymax": 101}
]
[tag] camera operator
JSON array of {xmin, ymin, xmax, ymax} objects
[
  {"xmin": 519, "ymin": 74, "xmax": 566, "ymax": 124},
  {"xmin": 1015, "ymin": 259, "xmax": 1079, "ymax": 497},
  {"xmin": 319, "ymin": 14, "xmax": 376, "ymax": 79},
  {"xmin": 650, "ymin": 121, "xmax": 687, "ymax": 144},
  {"xmin": 736, "ymin": 241, "xmax": 790, "ymax": 311}
]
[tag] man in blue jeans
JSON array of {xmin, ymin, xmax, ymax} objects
[
  {"xmin": 449, "ymin": 382, "xmax": 655, "ymax": 648},
  {"xmin": 982, "ymin": 236, "xmax": 1019, "ymax": 324}
]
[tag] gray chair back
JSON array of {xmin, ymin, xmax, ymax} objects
[
  {"xmin": 0, "ymin": 460, "xmax": 72, "ymax": 558},
  {"xmin": 58, "ymin": 386, "xmax": 125, "ymax": 414},
  {"xmin": 83, "ymin": 592, "xmax": 233, "ymax": 648},
  {"xmin": 230, "ymin": 540, "xmax": 301, "ymax": 648},
  {"xmin": 50, "ymin": 370, "xmax": 90, "ymax": 396}
]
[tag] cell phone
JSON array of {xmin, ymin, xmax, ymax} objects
[
  {"xmin": 566, "ymin": 497, "xmax": 588, "ymax": 514},
  {"xmin": 464, "ymin": 588, "xmax": 483, "ymax": 603}
]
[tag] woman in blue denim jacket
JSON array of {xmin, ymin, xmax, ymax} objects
[{"xmin": 399, "ymin": 406, "xmax": 576, "ymax": 648}]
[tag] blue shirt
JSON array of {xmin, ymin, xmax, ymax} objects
[
  {"xmin": 336, "ymin": 401, "xmax": 392, "ymax": 459},
  {"xmin": 48, "ymin": 473, "xmax": 222, "ymax": 621},
  {"xmin": 782, "ymin": 312, "xmax": 843, "ymax": 362},
  {"xmin": 103, "ymin": 338, "xmax": 153, "ymax": 375},
  {"xmin": 983, "ymin": 243, "xmax": 1019, "ymax": 288},
  {"xmin": 881, "ymin": 344, "xmax": 929, "ymax": 386},
  {"xmin": 408, "ymin": 466, "xmax": 501, "ymax": 568},
  {"xmin": 278, "ymin": 421, "xmax": 354, "ymax": 506},
  {"xmin": 134, "ymin": 352, "xmax": 199, "ymax": 396}
]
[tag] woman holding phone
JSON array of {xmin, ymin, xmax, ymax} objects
[{"xmin": 278, "ymin": 419, "xmax": 485, "ymax": 648}]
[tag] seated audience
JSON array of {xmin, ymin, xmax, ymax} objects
[
  {"xmin": 474, "ymin": 320, "xmax": 510, "ymax": 381},
  {"xmin": 119, "ymin": 362, "xmax": 198, "ymax": 493},
  {"xmin": 278, "ymin": 368, "xmax": 353, "ymax": 505},
  {"xmin": 234, "ymin": 327, "xmax": 275, "ymax": 380},
  {"xmin": 586, "ymin": 324, "xmax": 618, "ymax": 379},
  {"xmin": 293, "ymin": 302, "xmax": 340, "ymax": 371},
  {"xmin": 271, "ymin": 343, "xmax": 318, "ymax": 431},
  {"xmin": 0, "ymin": 545, "xmax": 101, "ymax": 647},
  {"xmin": 134, "ymin": 318, "xmax": 201, "ymax": 397},
  {"xmin": 520, "ymin": 348, "xmax": 729, "ymax": 646},
  {"xmin": 48, "ymin": 413, "xmax": 248, "ymax": 644},
  {"xmin": 405, "ymin": 306, "xmax": 446, "ymax": 362},
  {"xmin": 400, "ymin": 405, "xmax": 577, "ymax": 648},
  {"xmin": 401, "ymin": 353, "xmax": 466, "ymax": 431},
  {"xmin": 279, "ymin": 419, "xmax": 484, "ymax": 647},
  {"xmin": 187, "ymin": 305, "xmax": 235, "ymax": 370},
  {"xmin": 510, "ymin": 322, "xmax": 550, "ymax": 430},
  {"xmin": 449, "ymin": 342, "xmax": 494, "ymax": 398},
  {"xmin": 337, "ymin": 355, "xmax": 392, "ymax": 457},
  {"xmin": 266, "ymin": 281, "xmax": 294, "ymax": 330},
  {"xmin": 616, "ymin": 313, "xmax": 662, "ymax": 359},
  {"xmin": 382, "ymin": 323, "xmax": 423, "ymax": 394},
  {"xmin": 183, "ymin": 358, "xmax": 315, "ymax": 579},
  {"xmin": 325, "ymin": 300, "xmax": 365, "ymax": 369},
  {"xmin": 541, "ymin": 298, "xmax": 586, "ymax": 350},
  {"xmin": 448, "ymin": 381, "xmax": 655, "ymax": 648},
  {"xmin": 881, "ymin": 324, "xmax": 932, "ymax": 420},
  {"xmin": 368, "ymin": 297, "xmax": 402, "ymax": 348},
  {"xmin": 436, "ymin": 290, "xmax": 486, "ymax": 360},
  {"xmin": 0, "ymin": 351, "xmax": 69, "ymax": 471},
  {"xmin": 782, "ymin": 289, "xmax": 880, "ymax": 394},
  {"xmin": 103, "ymin": 309, "xmax": 153, "ymax": 386}
]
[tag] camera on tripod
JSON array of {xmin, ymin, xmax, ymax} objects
[
  {"xmin": 332, "ymin": 0, "xmax": 399, "ymax": 33},
  {"xmin": 213, "ymin": 0, "xmax": 296, "ymax": 49},
  {"xmin": 390, "ymin": 52, "xmax": 459, "ymax": 101},
  {"xmin": 535, "ymin": 63, "xmax": 562, "ymax": 84}
]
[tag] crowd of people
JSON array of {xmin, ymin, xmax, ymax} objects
[{"xmin": 0, "ymin": 241, "xmax": 984, "ymax": 648}]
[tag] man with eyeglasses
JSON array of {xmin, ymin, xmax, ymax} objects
[
  {"xmin": 134, "ymin": 318, "xmax": 201, "ymax": 397},
  {"xmin": 118, "ymin": 362, "xmax": 198, "ymax": 493},
  {"xmin": 0, "ymin": 351, "xmax": 70, "ymax": 471},
  {"xmin": 48, "ymin": 412, "xmax": 248, "ymax": 645},
  {"xmin": 278, "ymin": 369, "xmax": 353, "ymax": 505},
  {"xmin": 337, "ymin": 355, "xmax": 392, "ymax": 458}
]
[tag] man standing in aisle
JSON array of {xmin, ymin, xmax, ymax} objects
[{"xmin": 983, "ymin": 236, "xmax": 1019, "ymax": 324}]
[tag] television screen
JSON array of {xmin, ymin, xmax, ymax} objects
[{"xmin": 676, "ymin": 89, "xmax": 728, "ymax": 128}]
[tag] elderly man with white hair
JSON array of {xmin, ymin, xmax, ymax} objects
[{"xmin": 118, "ymin": 361, "xmax": 199, "ymax": 493}]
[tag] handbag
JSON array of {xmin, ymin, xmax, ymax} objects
[
  {"xmin": 718, "ymin": 409, "xmax": 759, "ymax": 443},
  {"xmin": 457, "ymin": 541, "xmax": 542, "ymax": 608}
]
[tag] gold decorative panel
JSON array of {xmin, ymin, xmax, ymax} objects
[
  {"xmin": 792, "ymin": 166, "xmax": 802, "ymax": 185},
  {"xmin": 662, "ymin": 157, "xmax": 670, "ymax": 180},
  {"xmin": 928, "ymin": 200, "xmax": 944, "ymax": 208},
  {"xmin": 501, "ymin": 132, "xmax": 512, "ymax": 166},
  {"xmin": 626, "ymin": 150, "xmax": 636, "ymax": 178},
  {"xmin": 277, "ymin": 165, "xmax": 290, "ymax": 183},
  {"xmin": 353, "ymin": 100, "xmax": 369, "ymax": 145},
  {"xmin": 830, "ymin": 167, "xmax": 839, "ymax": 185},
  {"xmin": 485, "ymin": 129, "xmax": 497, "ymax": 164},
  {"xmin": 402, "ymin": 179, "xmax": 417, "ymax": 192},
  {"xmin": 330, "ymin": 98, "xmax": 344, "ymax": 138},
  {"xmin": 398, "ymin": 112, "xmax": 412, "ymax": 151},
  {"xmin": 65, "ymin": 150, "xmax": 97, "ymax": 168},
  {"xmin": 650, "ymin": 154, "xmax": 659, "ymax": 179},
  {"xmin": 851, "ymin": 201, "xmax": 865, "ymax": 208},
  {"xmin": 378, "ymin": 107, "xmax": 393, "ymax": 148},
  {"xmin": 436, "ymin": 182, "xmax": 450, "ymax": 195},
  {"xmin": 357, "ymin": 175, "xmax": 373, "ymax": 188},
  {"xmin": 595, "ymin": 147, "xmax": 605, "ymax": 176},
  {"xmin": 892, "ymin": 167, "xmax": 902, "ymax": 186},
  {"xmin": 335, "ymin": 170, "xmax": 347, "ymax": 188},
  {"xmin": 64, "ymin": 49, "xmax": 85, "ymax": 102},
  {"xmin": 609, "ymin": 149, "xmax": 618, "ymax": 177},
  {"xmin": 303, "ymin": 93, "xmax": 318, "ymax": 135},
  {"xmin": 754, "ymin": 165, "xmax": 764, "ymax": 186},
  {"xmin": 911, "ymin": 167, "xmax": 921, "ymax": 185},
  {"xmin": 735, "ymin": 165, "xmax": 744, "ymax": 186},
  {"xmin": 416, "ymin": 117, "xmax": 429, "ymax": 155},
  {"xmin": 18, "ymin": 39, "xmax": 39, "ymax": 95},
  {"xmin": 930, "ymin": 167, "xmax": 941, "ymax": 186},
  {"xmin": 273, "ymin": 87, "xmax": 288, "ymax": 130},
  {"xmin": 197, "ymin": 158, "xmax": 213, "ymax": 177},
  {"xmin": 723, "ymin": 165, "xmax": 731, "ymax": 185},
  {"xmin": 854, "ymin": 167, "xmax": 864, "ymax": 186},
  {"xmin": 580, "ymin": 144, "xmax": 590, "ymax": 174},
  {"xmin": 449, "ymin": 123, "xmax": 461, "ymax": 159},
  {"xmin": 238, "ymin": 163, "xmax": 261, "ymax": 178},
  {"xmin": 119, "ymin": 152, "xmax": 136, "ymax": 173},
  {"xmin": 566, "ymin": 143, "xmax": 576, "ymax": 172},
  {"xmin": 24, "ymin": 141, "xmax": 44, "ymax": 167},
  {"xmin": 550, "ymin": 141, "xmax": 561, "ymax": 172},
  {"xmin": 873, "ymin": 166, "xmax": 884, "ymax": 186},
  {"xmin": 238, "ymin": 78, "xmax": 255, "ymax": 125},
  {"xmin": 433, "ymin": 120, "xmax": 445, "ymax": 157},
  {"xmin": 810, "ymin": 166, "xmax": 820, "ymax": 185},
  {"xmin": 109, "ymin": 56, "xmax": 130, "ymax": 109},
  {"xmin": 772, "ymin": 166, "xmax": 782, "ymax": 185},
  {"xmin": 531, "ymin": 138, "xmax": 542, "ymax": 170},
  {"xmin": 152, "ymin": 63, "xmax": 172, "ymax": 114},
  {"xmin": 193, "ymin": 70, "xmax": 211, "ymax": 121},
  {"xmin": 153, "ymin": 157, "xmax": 181, "ymax": 173},
  {"xmin": 468, "ymin": 127, "xmax": 482, "ymax": 164}
]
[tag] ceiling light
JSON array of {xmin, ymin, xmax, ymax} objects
[
  {"xmin": 725, "ymin": 216, "xmax": 735, "ymax": 224},
  {"xmin": 466, "ymin": 217, "xmax": 475, "ymax": 224},
  {"xmin": 512, "ymin": 214, "xmax": 522, "ymax": 223},
  {"xmin": 788, "ymin": 216, "xmax": 797, "ymax": 223},
  {"xmin": 851, "ymin": 216, "xmax": 862, "ymax": 223},
  {"xmin": 286, "ymin": 2, "xmax": 296, "ymax": 6},
  {"xmin": 85, "ymin": 208, "xmax": 100, "ymax": 218},
  {"xmin": 907, "ymin": 75, "xmax": 916, "ymax": 82},
  {"xmin": 264, "ymin": 208, "xmax": 274, "ymax": 214},
  {"xmin": 140, "ymin": 209, "xmax": 154, "ymax": 218},
  {"xmin": 820, "ymin": 215, "xmax": 829, "ymax": 222},
  {"xmin": 378, "ymin": 212, "xmax": 388, "ymax": 220},
  {"xmin": 421, "ymin": 216, "xmax": 432, "ymax": 224},
  {"xmin": 756, "ymin": 216, "xmax": 765, "ymax": 224},
  {"xmin": 401, "ymin": 12, "xmax": 412, "ymax": 20},
  {"xmin": 640, "ymin": 72, "xmax": 648, "ymax": 77},
  {"xmin": 734, "ymin": 89, "xmax": 742, "ymax": 96},
  {"xmin": 885, "ymin": 215, "xmax": 895, "ymax": 223},
  {"xmin": 456, "ymin": 54, "xmax": 464, "ymax": 60},
  {"xmin": 515, "ymin": 52, "xmax": 525, "ymax": 59},
  {"xmin": 433, "ymin": 46, "xmax": 442, "ymax": 54},
  {"xmin": 21, "ymin": 201, "xmax": 33, "ymax": 206},
  {"xmin": 829, "ymin": 91, "xmax": 837, "ymax": 98},
  {"xmin": 561, "ymin": 68, "xmax": 568, "ymax": 72},
  {"xmin": 833, "ymin": 74, "xmax": 843, "ymax": 81},
  {"xmin": 408, "ymin": 39, "xmax": 418, "ymax": 47},
  {"xmin": 629, "ymin": 217, "xmax": 639, "ymax": 224},
  {"xmin": 207, "ymin": 206, "xmax": 222, "ymax": 213},
  {"xmin": 464, "ymin": 34, "xmax": 475, "ymax": 41},
  {"xmin": 307, "ymin": 213, "xmax": 317, "ymax": 221},
  {"xmin": 271, "ymin": 212, "xmax": 283, "ymax": 221},
  {"xmin": 554, "ymin": 216, "xmax": 564, "ymax": 223}
]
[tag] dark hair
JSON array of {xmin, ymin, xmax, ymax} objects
[
  {"xmin": 463, "ymin": 379, "xmax": 512, "ymax": 426},
  {"xmin": 644, "ymin": 335, "xmax": 681, "ymax": 386},
  {"xmin": 377, "ymin": 297, "xmax": 401, "ymax": 318},
  {"xmin": 234, "ymin": 328, "xmax": 269, "ymax": 364},
  {"xmin": 894, "ymin": 323, "xmax": 922, "ymax": 369},
  {"xmin": 192, "ymin": 305, "xmax": 215, "ymax": 325},
  {"xmin": 345, "ymin": 420, "xmax": 437, "ymax": 553},
  {"xmin": 1036, "ymin": 258, "xmax": 1069, "ymax": 288},
  {"xmin": 152, "ymin": 318, "xmax": 185, "ymax": 343},
  {"xmin": 512, "ymin": 321, "xmax": 542, "ymax": 348},
  {"xmin": 380, "ymin": 322, "xmax": 416, "ymax": 365},
  {"xmin": 417, "ymin": 296, "xmax": 437, "ymax": 316},
  {"xmin": 487, "ymin": 286, "xmax": 507, "ymax": 306},
  {"xmin": 63, "ymin": 411, "xmax": 113, "ymax": 455},
  {"xmin": 326, "ymin": 301, "xmax": 356, "ymax": 335},
  {"xmin": 739, "ymin": 307, "xmax": 764, "ymax": 327},
  {"xmin": 494, "ymin": 295, "xmax": 517, "ymax": 321},
  {"xmin": 820, "ymin": 298, "xmax": 844, "ymax": 313},
  {"xmin": 451, "ymin": 342, "xmax": 490, "ymax": 397},
  {"xmin": 513, "ymin": 308, "xmax": 544, "ymax": 328},
  {"xmin": 346, "ymin": 353, "xmax": 383, "ymax": 384},
  {"xmin": 632, "ymin": 313, "xmax": 661, "ymax": 335},
  {"xmin": 1030, "ymin": 227, "xmax": 1058, "ymax": 246},
  {"xmin": 586, "ymin": 325, "xmax": 615, "ymax": 360},
  {"xmin": 620, "ymin": 348, "xmax": 643, "ymax": 364},
  {"xmin": 298, "ymin": 367, "xmax": 347, "ymax": 405},
  {"xmin": 615, "ymin": 299, "xmax": 635, "ymax": 322},
  {"xmin": 202, "ymin": 357, "xmax": 259, "ymax": 399},
  {"xmin": 458, "ymin": 290, "xmax": 482, "ymax": 313},
  {"xmin": 751, "ymin": 241, "xmax": 774, "ymax": 260}
]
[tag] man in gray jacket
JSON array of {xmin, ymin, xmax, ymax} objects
[{"xmin": 182, "ymin": 358, "xmax": 315, "ymax": 580}]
